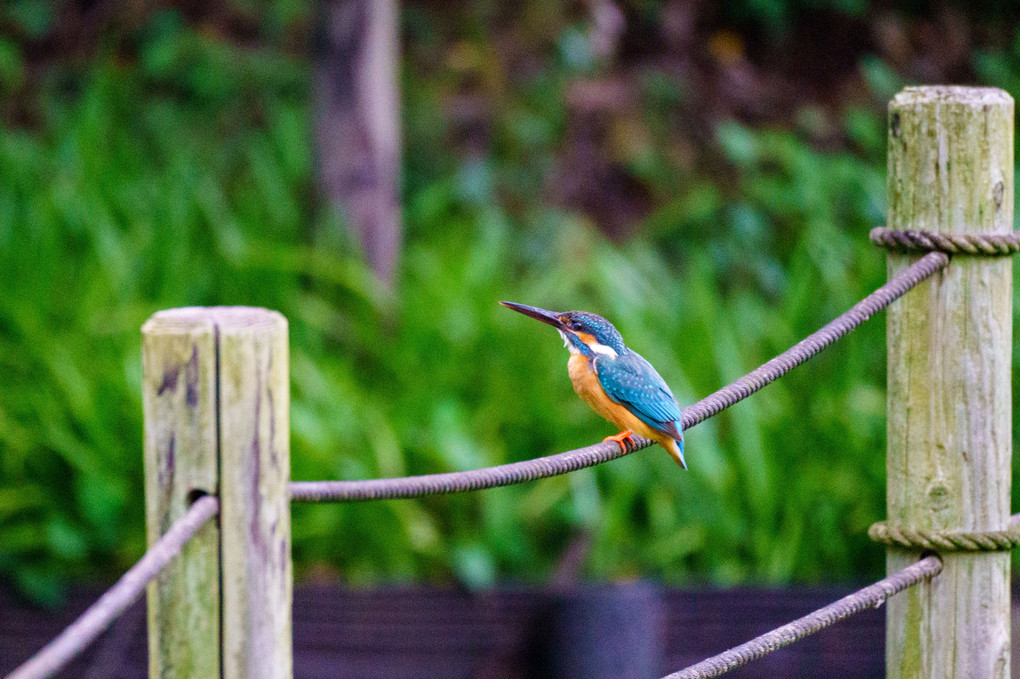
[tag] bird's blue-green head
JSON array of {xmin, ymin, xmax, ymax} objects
[{"xmin": 500, "ymin": 302, "xmax": 626, "ymax": 358}]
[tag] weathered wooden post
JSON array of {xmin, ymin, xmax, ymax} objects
[
  {"xmin": 884, "ymin": 87, "xmax": 1013, "ymax": 678},
  {"xmin": 143, "ymin": 307, "xmax": 292, "ymax": 679}
]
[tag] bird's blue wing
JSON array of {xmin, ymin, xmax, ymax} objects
[{"xmin": 593, "ymin": 350, "xmax": 684, "ymax": 441}]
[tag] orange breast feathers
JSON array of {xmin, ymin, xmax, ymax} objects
[{"xmin": 567, "ymin": 353, "xmax": 660, "ymax": 440}]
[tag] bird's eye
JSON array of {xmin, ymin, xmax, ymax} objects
[{"xmin": 571, "ymin": 322, "xmax": 583, "ymax": 331}]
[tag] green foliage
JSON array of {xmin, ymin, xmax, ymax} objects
[{"xmin": 3, "ymin": 7, "xmax": 1020, "ymax": 603}]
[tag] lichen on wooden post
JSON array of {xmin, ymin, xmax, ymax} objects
[
  {"xmin": 884, "ymin": 86, "xmax": 1013, "ymax": 679},
  {"xmin": 143, "ymin": 307, "xmax": 292, "ymax": 679}
]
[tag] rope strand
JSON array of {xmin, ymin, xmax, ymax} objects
[
  {"xmin": 870, "ymin": 227, "xmax": 1020, "ymax": 255},
  {"xmin": 662, "ymin": 555, "xmax": 943, "ymax": 679},
  {"xmin": 868, "ymin": 514, "xmax": 1020, "ymax": 552},
  {"xmin": 5, "ymin": 495, "xmax": 220, "ymax": 679},
  {"xmin": 290, "ymin": 251, "xmax": 949, "ymax": 503},
  {"xmin": 868, "ymin": 522, "xmax": 1020, "ymax": 552}
]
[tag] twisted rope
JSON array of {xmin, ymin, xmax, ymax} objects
[
  {"xmin": 663, "ymin": 555, "xmax": 943, "ymax": 679},
  {"xmin": 868, "ymin": 516, "xmax": 1020, "ymax": 552},
  {"xmin": 5, "ymin": 495, "xmax": 220, "ymax": 679},
  {"xmin": 870, "ymin": 227, "xmax": 1020, "ymax": 255},
  {"xmin": 290, "ymin": 251, "xmax": 949, "ymax": 503}
]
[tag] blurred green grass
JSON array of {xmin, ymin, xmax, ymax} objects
[{"xmin": 2, "ymin": 5, "xmax": 1020, "ymax": 604}]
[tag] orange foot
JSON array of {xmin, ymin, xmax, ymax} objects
[{"xmin": 603, "ymin": 430, "xmax": 636, "ymax": 452}]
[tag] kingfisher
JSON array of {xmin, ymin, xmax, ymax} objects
[{"xmin": 501, "ymin": 301, "xmax": 686, "ymax": 469}]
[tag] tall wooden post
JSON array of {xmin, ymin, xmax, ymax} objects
[
  {"xmin": 884, "ymin": 87, "xmax": 1013, "ymax": 678},
  {"xmin": 143, "ymin": 307, "xmax": 292, "ymax": 679}
]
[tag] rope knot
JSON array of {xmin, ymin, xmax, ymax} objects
[
  {"xmin": 870, "ymin": 227, "xmax": 1020, "ymax": 255},
  {"xmin": 868, "ymin": 520, "xmax": 1020, "ymax": 552}
]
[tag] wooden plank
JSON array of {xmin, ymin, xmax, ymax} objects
[
  {"xmin": 885, "ymin": 86, "xmax": 1013, "ymax": 679},
  {"xmin": 142, "ymin": 308, "xmax": 221, "ymax": 679},
  {"xmin": 216, "ymin": 308, "xmax": 293, "ymax": 679}
]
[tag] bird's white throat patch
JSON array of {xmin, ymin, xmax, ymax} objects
[{"xmin": 558, "ymin": 330, "xmax": 579, "ymax": 354}]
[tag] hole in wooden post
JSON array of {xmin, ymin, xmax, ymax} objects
[{"xmin": 186, "ymin": 489, "xmax": 209, "ymax": 506}]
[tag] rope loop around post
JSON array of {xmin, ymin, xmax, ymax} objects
[
  {"xmin": 868, "ymin": 520, "xmax": 1020, "ymax": 552},
  {"xmin": 869, "ymin": 227, "xmax": 1020, "ymax": 255}
]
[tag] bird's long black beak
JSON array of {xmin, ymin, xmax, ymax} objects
[{"xmin": 500, "ymin": 301, "xmax": 565, "ymax": 330}]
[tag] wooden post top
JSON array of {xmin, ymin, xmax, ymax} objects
[
  {"xmin": 887, "ymin": 85, "xmax": 1014, "ymax": 240},
  {"xmin": 143, "ymin": 306, "xmax": 287, "ymax": 333},
  {"xmin": 891, "ymin": 85, "xmax": 1013, "ymax": 106}
]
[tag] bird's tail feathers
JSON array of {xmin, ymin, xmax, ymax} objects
[{"xmin": 664, "ymin": 436, "xmax": 686, "ymax": 470}]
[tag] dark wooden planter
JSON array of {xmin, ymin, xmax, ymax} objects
[{"xmin": 0, "ymin": 582, "xmax": 891, "ymax": 678}]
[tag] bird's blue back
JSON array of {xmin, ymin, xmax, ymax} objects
[{"xmin": 593, "ymin": 350, "xmax": 684, "ymax": 441}]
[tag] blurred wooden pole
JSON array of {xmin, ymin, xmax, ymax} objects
[
  {"xmin": 314, "ymin": 0, "xmax": 401, "ymax": 285},
  {"xmin": 143, "ymin": 307, "xmax": 293, "ymax": 679},
  {"xmin": 884, "ymin": 87, "xmax": 1013, "ymax": 679}
]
